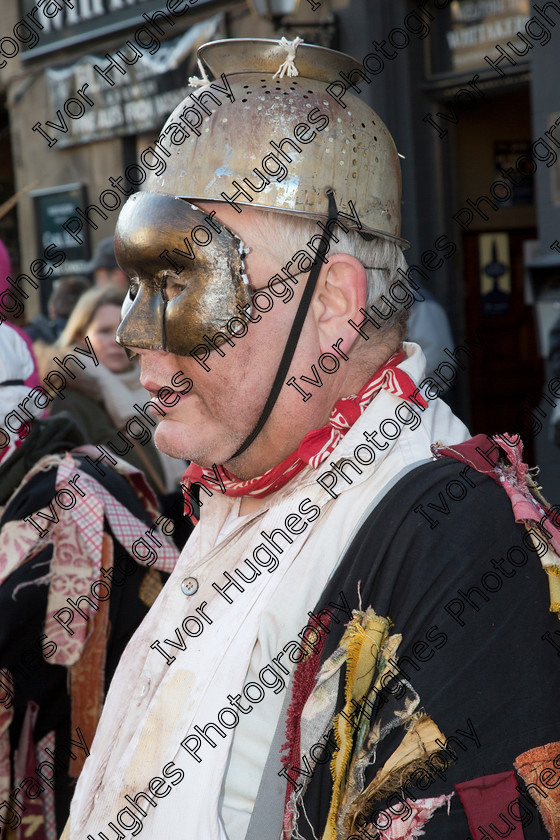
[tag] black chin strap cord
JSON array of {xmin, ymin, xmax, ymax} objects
[{"xmin": 231, "ymin": 190, "xmax": 339, "ymax": 459}]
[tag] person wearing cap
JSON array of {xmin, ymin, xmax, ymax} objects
[
  {"xmin": 88, "ymin": 237, "xmax": 128, "ymax": 292},
  {"xmin": 62, "ymin": 39, "xmax": 559, "ymax": 840}
]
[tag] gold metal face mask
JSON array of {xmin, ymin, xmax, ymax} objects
[{"xmin": 115, "ymin": 191, "xmax": 250, "ymax": 356}]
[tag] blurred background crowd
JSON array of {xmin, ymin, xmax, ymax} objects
[{"xmin": 0, "ymin": 233, "xmax": 189, "ymax": 840}]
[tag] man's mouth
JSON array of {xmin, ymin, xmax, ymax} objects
[
  {"xmin": 141, "ymin": 377, "xmax": 194, "ymax": 406},
  {"xmin": 141, "ymin": 377, "xmax": 168, "ymax": 396}
]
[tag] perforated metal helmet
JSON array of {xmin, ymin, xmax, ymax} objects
[{"xmin": 147, "ymin": 37, "xmax": 406, "ymax": 247}]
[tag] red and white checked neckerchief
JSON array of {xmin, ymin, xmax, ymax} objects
[{"xmin": 184, "ymin": 349, "xmax": 427, "ymax": 505}]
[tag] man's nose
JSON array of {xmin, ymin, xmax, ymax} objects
[{"xmin": 117, "ymin": 283, "xmax": 165, "ymax": 351}]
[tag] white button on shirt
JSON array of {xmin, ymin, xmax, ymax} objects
[{"xmin": 181, "ymin": 576, "xmax": 199, "ymax": 596}]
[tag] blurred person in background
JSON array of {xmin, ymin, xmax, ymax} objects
[
  {"xmin": 406, "ymin": 284, "xmax": 464, "ymax": 418},
  {"xmin": 406, "ymin": 284, "xmax": 455, "ymax": 384},
  {"xmin": 0, "ymin": 320, "xmax": 179, "ymax": 839},
  {"xmin": 51, "ymin": 286, "xmax": 188, "ymax": 543},
  {"xmin": 26, "ymin": 276, "xmax": 91, "ymax": 381},
  {"xmin": 0, "ymin": 237, "xmax": 41, "ymax": 393},
  {"xmin": 27, "ymin": 276, "xmax": 91, "ymax": 345},
  {"xmin": 87, "ymin": 237, "xmax": 128, "ymax": 292}
]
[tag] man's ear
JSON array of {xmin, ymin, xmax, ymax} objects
[{"xmin": 311, "ymin": 254, "xmax": 368, "ymax": 355}]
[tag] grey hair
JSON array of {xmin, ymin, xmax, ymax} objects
[{"xmin": 253, "ymin": 210, "xmax": 410, "ymax": 342}]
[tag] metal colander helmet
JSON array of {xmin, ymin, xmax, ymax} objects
[{"xmin": 146, "ymin": 37, "xmax": 406, "ymax": 247}]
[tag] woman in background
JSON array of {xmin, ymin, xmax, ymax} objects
[{"xmin": 51, "ymin": 286, "xmax": 188, "ymax": 542}]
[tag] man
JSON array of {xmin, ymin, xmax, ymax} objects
[{"xmin": 64, "ymin": 39, "xmax": 559, "ymax": 840}]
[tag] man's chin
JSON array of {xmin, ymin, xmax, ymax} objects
[{"xmin": 153, "ymin": 418, "xmax": 237, "ymax": 465}]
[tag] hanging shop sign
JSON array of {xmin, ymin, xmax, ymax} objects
[
  {"xmin": 19, "ymin": 0, "xmax": 216, "ymax": 59},
  {"xmin": 44, "ymin": 15, "xmax": 222, "ymax": 148},
  {"xmin": 32, "ymin": 183, "xmax": 91, "ymax": 307},
  {"xmin": 429, "ymin": 0, "xmax": 530, "ymax": 76}
]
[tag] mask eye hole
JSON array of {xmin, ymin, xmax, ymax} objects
[
  {"xmin": 128, "ymin": 276, "xmax": 140, "ymax": 300},
  {"xmin": 161, "ymin": 271, "xmax": 187, "ymax": 301}
]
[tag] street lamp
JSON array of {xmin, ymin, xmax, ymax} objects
[
  {"xmin": 246, "ymin": 0, "xmax": 332, "ymax": 45},
  {"xmin": 248, "ymin": 0, "xmax": 300, "ymax": 19}
]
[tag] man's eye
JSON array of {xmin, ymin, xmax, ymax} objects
[
  {"xmin": 162, "ymin": 273, "xmax": 187, "ymax": 301},
  {"xmin": 128, "ymin": 277, "xmax": 140, "ymax": 300}
]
